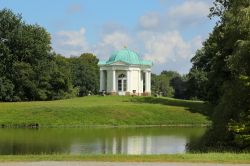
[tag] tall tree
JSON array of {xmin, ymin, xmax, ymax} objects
[
  {"xmin": 0, "ymin": 9, "xmax": 76, "ymax": 101},
  {"xmin": 188, "ymin": 0, "xmax": 250, "ymax": 150}
]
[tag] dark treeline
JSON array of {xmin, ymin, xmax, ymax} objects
[
  {"xmin": 0, "ymin": 9, "xmax": 99, "ymax": 101},
  {"xmin": 187, "ymin": 0, "xmax": 250, "ymax": 151},
  {"xmin": 151, "ymin": 71, "xmax": 188, "ymax": 99},
  {"xmin": 151, "ymin": 70, "xmax": 205, "ymax": 100}
]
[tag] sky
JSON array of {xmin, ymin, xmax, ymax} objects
[{"xmin": 0, "ymin": 0, "xmax": 217, "ymax": 74}]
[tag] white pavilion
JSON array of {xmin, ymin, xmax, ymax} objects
[{"xmin": 98, "ymin": 48, "xmax": 153, "ymax": 96}]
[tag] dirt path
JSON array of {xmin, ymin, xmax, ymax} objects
[{"xmin": 0, "ymin": 162, "xmax": 249, "ymax": 166}]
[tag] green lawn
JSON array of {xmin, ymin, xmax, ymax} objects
[
  {"xmin": 0, "ymin": 153, "xmax": 249, "ymax": 163},
  {"xmin": 0, "ymin": 96, "xmax": 212, "ymax": 127}
]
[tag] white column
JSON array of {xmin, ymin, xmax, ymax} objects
[
  {"xmin": 145, "ymin": 71, "xmax": 149, "ymax": 92},
  {"xmin": 126, "ymin": 70, "xmax": 130, "ymax": 92},
  {"xmin": 148, "ymin": 71, "xmax": 151, "ymax": 92},
  {"xmin": 112, "ymin": 70, "xmax": 116, "ymax": 92},
  {"xmin": 99, "ymin": 69, "xmax": 104, "ymax": 92},
  {"xmin": 138, "ymin": 70, "xmax": 141, "ymax": 94}
]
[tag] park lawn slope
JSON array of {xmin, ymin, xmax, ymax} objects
[{"xmin": 0, "ymin": 96, "xmax": 211, "ymax": 127}]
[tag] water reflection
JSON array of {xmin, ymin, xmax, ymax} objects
[
  {"xmin": 0, "ymin": 127, "xmax": 206, "ymax": 155},
  {"xmin": 70, "ymin": 136, "xmax": 187, "ymax": 154}
]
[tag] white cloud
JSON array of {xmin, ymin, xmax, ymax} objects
[
  {"xmin": 169, "ymin": 0, "xmax": 209, "ymax": 18},
  {"xmin": 138, "ymin": 0, "xmax": 210, "ymax": 31},
  {"xmin": 168, "ymin": 0, "xmax": 210, "ymax": 27},
  {"xmin": 56, "ymin": 28, "xmax": 87, "ymax": 47},
  {"xmin": 138, "ymin": 31, "xmax": 194, "ymax": 64},
  {"xmin": 93, "ymin": 31, "xmax": 133, "ymax": 60},
  {"xmin": 191, "ymin": 35, "xmax": 203, "ymax": 51},
  {"xmin": 139, "ymin": 12, "xmax": 160, "ymax": 29},
  {"xmin": 137, "ymin": 31, "xmax": 203, "ymax": 74},
  {"xmin": 53, "ymin": 27, "xmax": 89, "ymax": 56},
  {"xmin": 101, "ymin": 31, "xmax": 132, "ymax": 50},
  {"xmin": 53, "ymin": 28, "xmax": 133, "ymax": 58}
]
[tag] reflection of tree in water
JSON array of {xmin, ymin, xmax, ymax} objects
[
  {"xmin": 0, "ymin": 142, "xmax": 69, "ymax": 154},
  {"xmin": 0, "ymin": 129, "xmax": 71, "ymax": 155},
  {"xmin": 187, "ymin": 126, "xmax": 239, "ymax": 152}
]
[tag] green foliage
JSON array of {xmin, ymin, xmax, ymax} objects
[
  {"xmin": 186, "ymin": 68, "xmax": 208, "ymax": 100},
  {"xmin": 70, "ymin": 53, "xmax": 99, "ymax": 96},
  {"xmin": 152, "ymin": 71, "xmax": 188, "ymax": 99},
  {"xmin": 152, "ymin": 70, "xmax": 188, "ymax": 98},
  {"xmin": 151, "ymin": 73, "xmax": 174, "ymax": 97},
  {"xmin": 0, "ymin": 9, "xmax": 99, "ymax": 101},
  {"xmin": 0, "ymin": 77, "xmax": 14, "ymax": 101},
  {"xmin": 187, "ymin": 0, "xmax": 250, "ymax": 150},
  {"xmin": 170, "ymin": 75, "xmax": 187, "ymax": 99}
]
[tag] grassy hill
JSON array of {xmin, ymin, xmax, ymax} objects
[{"xmin": 0, "ymin": 96, "xmax": 212, "ymax": 127}]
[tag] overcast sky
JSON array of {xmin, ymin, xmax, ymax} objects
[{"xmin": 0, "ymin": 0, "xmax": 216, "ymax": 74}]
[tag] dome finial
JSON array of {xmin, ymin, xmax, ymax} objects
[{"xmin": 123, "ymin": 45, "xmax": 127, "ymax": 49}]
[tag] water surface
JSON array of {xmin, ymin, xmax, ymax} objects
[{"xmin": 0, "ymin": 127, "xmax": 206, "ymax": 155}]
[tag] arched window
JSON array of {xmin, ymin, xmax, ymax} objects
[{"xmin": 118, "ymin": 73, "xmax": 126, "ymax": 78}]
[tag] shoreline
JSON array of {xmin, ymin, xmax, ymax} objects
[
  {"xmin": 0, "ymin": 124, "xmax": 211, "ymax": 129},
  {"xmin": 0, "ymin": 153, "xmax": 249, "ymax": 163}
]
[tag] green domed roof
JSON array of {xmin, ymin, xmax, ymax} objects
[
  {"xmin": 107, "ymin": 48, "xmax": 141, "ymax": 64},
  {"xmin": 98, "ymin": 48, "xmax": 152, "ymax": 66}
]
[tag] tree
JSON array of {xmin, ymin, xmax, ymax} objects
[
  {"xmin": 170, "ymin": 75, "xmax": 187, "ymax": 99},
  {"xmin": 0, "ymin": 9, "xmax": 77, "ymax": 101},
  {"xmin": 186, "ymin": 68, "xmax": 208, "ymax": 100},
  {"xmin": 0, "ymin": 77, "xmax": 14, "ymax": 101},
  {"xmin": 47, "ymin": 55, "xmax": 77, "ymax": 100},
  {"xmin": 151, "ymin": 70, "xmax": 185, "ymax": 97},
  {"xmin": 70, "ymin": 53, "xmax": 99, "ymax": 96},
  {"xmin": 188, "ymin": 0, "xmax": 250, "ymax": 150}
]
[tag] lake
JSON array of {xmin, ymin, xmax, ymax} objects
[{"xmin": 0, "ymin": 127, "xmax": 206, "ymax": 155}]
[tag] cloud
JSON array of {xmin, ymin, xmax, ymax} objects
[
  {"xmin": 57, "ymin": 28, "xmax": 87, "ymax": 47},
  {"xmin": 167, "ymin": 0, "xmax": 210, "ymax": 28},
  {"xmin": 138, "ymin": 31, "xmax": 197, "ymax": 64},
  {"xmin": 93, "ymin": 31, "xmax": 133, "ymax": 60},
  {"xmin": 190, "ymin": 35, "xmax": 203, "ymax": 52},
  {"xmin": 101, "ymin": 31, "xmax": 132, "ymax": 50},
  {"xmin": 168, "ymin": 0, "xmax": 209, "ymax": 18},
  {"xmin": 67, "ymin": 4, "xmax": 83, "ymax": 14},
  {"xmin": 53, "ymin": 27, "xmax": 133, "ymax": 58},
  {"xmin": 139, "ymin": 12, "xmax": 160, "ymax": 29},
  {"xmin": 137, "ymin": 31, "xmax": 203, "ymax": 74},
  {"xmin": 53, "ymin": 27, "xmax": 89, "ymax": 56},
  {"xmin": 138, "ymin": 0, "xmax": 210, "ymax": 31}
]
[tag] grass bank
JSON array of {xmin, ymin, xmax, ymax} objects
[
  {"xmin": 0, "ymin": 153, "xmax": 249, "ymax": 163},
  {"xmin": 0, "ymin": 96, "xmax": 212, "ymax": 127}
]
